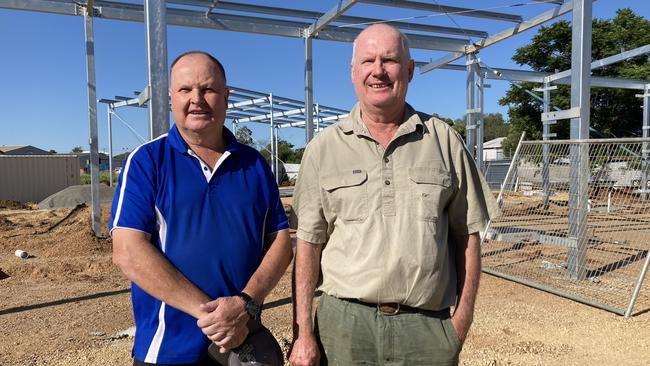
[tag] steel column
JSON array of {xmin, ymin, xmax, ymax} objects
[
  {"xmin": 567, "ymin": 0, "xmax": 592, "ymax": 280},
  {"xmin": 465, "ymin": 54, "xmax": 476, "ymax": 158},
  {"xmin": 269, "ymin": 93, "xmax": 276, "ymax": 180},
  {"xmin": 541, "ymin": 80, "xmax": 554, "ymax": 208},
  {"xmin": 108, "ymin": 105, "xmax": 114, "ymax": 187},
  {"xmin": 83, "ymin": 5, "xmax": 102, "ymax": 237},
  {"xmin": 640, "ymin": 84, "xmax": 650, "ymax": 201},
  {"xmin": 304, "ymin": 36, "xmax": 314, "ymax": 143},
  {"xmin": 476, "ymin": 69, "xmax": 485, "ymax": 171},
  {"xmin": 144, "ymin": 0, "xmax": 169, "ymax": 138}
]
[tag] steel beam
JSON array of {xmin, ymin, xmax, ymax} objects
[
  {"xmin": 548, "ymin": 44, "xmax": 650, "ymax": 83},
  {"xmin": 416, "ymin": 62, "xmax": 647, "ymax": 90},
  {"xmin": 359, "ymin": 0, "xmax": 523, "ymax": 23},
  {"xmin": 167, "ymin": 0, "xmax": 489, "ymax": 38},
  {"xmin": 83, "ymin": 4, "xmax": 102, "ymax": 237},
  {"xmin": 306, "ymin": 0, "xmax": 358, "ymax": 37},
  {"xmin": 419, "ymin": 1, "xmax": 580, "ymax": 73},
  {"xmin": 470, "ymin": 1, "xmax": 580, "ymax": 53},
  {"xmin": 3, "ymin": 0, "xmax": 468, "ymax": 51},
  {"xmin": 567, "ymin": 0, "xmax": 592, "ymax": 281},
  {"xmin": 144, "ymin": 0, "xmax": 170, "ymax": 138}
]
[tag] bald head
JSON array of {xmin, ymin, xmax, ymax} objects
[{"xmin": 352, "ymin": 24, "xmax": 411, "ymax": 65}]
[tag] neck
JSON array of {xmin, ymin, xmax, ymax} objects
[
  {"xmin": 179, "ymin": 125, "xmax": 225, "ymax": 154},
  {"xmin": 359, "ymin": 103, "xmax": 405, "ymax": 127},
  {"xmin": 359, "ymin": 105, "xmax": 405, "ymax": 148}
]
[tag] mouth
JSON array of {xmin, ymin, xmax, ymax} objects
[
  {"xmin": 188, "ymin": 110, "xmax": 211, "ymax": 117},
  {"xmin": 368, "ymin": 82, "xmax": 392, "ymax": 89}
]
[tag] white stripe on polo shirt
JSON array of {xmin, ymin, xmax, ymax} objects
[{"xmin": 111, "ymin": 133, "xmax": 168, "ymax": 233}]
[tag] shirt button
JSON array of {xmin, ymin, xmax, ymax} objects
[
  {"xmin": 384, "ymin": 180, "xmax": 391, "ymax": 186},
  {"xmin": 203, "ymin": 166, "xmax": 208, "ymax": 171},
  {"xmin": 384, "ymin": 157, "xmax": 389, "ymax": 163}
]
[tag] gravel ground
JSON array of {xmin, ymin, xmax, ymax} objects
[{"xmin": 1, "ymin": 205, "xmax": 648, "ymax": 365}]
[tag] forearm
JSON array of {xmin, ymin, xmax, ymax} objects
[
  {"xmin": 453, "ymin": 233, "xmax": 481, "ymax": 324},
  {"xmin": 242, "ymin": 229, "xmax": 293, "ymax": 303},
  {"xmin": 112, "ymin": 230, "xmax": 210, "ymax": 319},
  {"xmin": 293, "ymin": 238, "xmax": 322, "ymax": 337}
]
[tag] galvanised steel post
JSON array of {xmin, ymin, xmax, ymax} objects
[
  {"xmin": 568, "ymin": 0, "xmax": 592, "ymax": 280},
  {"xmin": 542, "ymin": 79, "xmax": 552, "ymax": 208},
  {"xmin": 144, "ymin": 0, "xmax": 169, "ymax": 138},
  {"xmin": 304, "ymin": 36, "xmax": 314, "ymax": 143},
  {"xmin": 269, "ymin": 93, "xmax": 276, "ymax": 181},
  {"xmin": 466, "ymin": 54, "xmax": 476, "ymax": 157},
  {"xmin": 84, "ymin": 4, "xmax": 102, "ymax": 237},
  {"xmin": 108, "ymin": 105, "xmax": 114, "ymax": 187},
  {"xmin": 641, "ymin": 84, "xmax": 649, "ymax": 201},
  {"xmin": 476, "ymin": 69, "xmax": 484, "ymax": 172}
]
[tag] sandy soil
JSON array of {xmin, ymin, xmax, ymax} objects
[{"xmin": 1, "ymin": 204, "xmax": 648, "ymax": 366}]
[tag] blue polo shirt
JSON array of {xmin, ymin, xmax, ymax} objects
[{"xmin": 109, "ymin": 125, "xmax": 288, "ymax": 364}]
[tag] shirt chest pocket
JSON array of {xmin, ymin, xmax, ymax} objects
[
  {"xmin": 409, "ymin": 167, "xmax": 453, "ymax": 222},
  {"xmin": 321, "ymin": 170, "xmax": 369, "ymax": 223}
]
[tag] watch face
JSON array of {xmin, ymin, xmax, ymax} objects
[{"xmin": 246, "ymin": 301, "xmax": 260, "ymax": 316}]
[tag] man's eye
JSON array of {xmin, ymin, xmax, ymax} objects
[{"xmin": 179, "ymin": 88, "xmax": 191, "ymax": 93}]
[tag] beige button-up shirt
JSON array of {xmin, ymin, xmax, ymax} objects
[{"xmin": 294, "ymin": 103, "xmax": 498, "ymax": 311}]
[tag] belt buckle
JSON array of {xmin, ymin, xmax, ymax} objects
[{"xmin": 378, "ymin": 303, "xmax": 400, "ymax": 315}]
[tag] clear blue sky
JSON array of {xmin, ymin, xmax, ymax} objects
[{"xmin": 0, "ymin": 0, "xmax": 647, "ymax": 154}]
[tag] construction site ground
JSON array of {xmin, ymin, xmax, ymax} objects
[{"xmin": 1, "ymin": 201, "xmax": 649, "ymax": 366}]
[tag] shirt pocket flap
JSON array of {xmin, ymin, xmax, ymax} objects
[
  {"xmin": 322, "ymin": 170, "xmax": 368, "ymax": 192},
  {"xmin": 408, "ymin": 168, "xmax": 452, "ymax": 187}
]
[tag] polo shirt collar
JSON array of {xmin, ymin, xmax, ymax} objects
[
  {"xmin": 167, "ymin": 124, "xmax": 241, "ymax": 155},
  {"xmin": 337, "ymin": 102, "xmax": 425, "ymax": 138}
]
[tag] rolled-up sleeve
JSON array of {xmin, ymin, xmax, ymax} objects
[
  {"xmin": 293, "ymin": 141, "xmax": 328, "ymax": 244},
  {"xmin": 447, "ymin": 130, "xmax": 499, "ymax": 236}
]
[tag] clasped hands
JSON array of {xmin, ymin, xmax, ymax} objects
[{"xmin": 197, "ymin": 296, "xmax": 250, "ymax": 353}]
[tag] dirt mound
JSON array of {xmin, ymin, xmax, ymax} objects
[
  {"xmin": 38, "ymin": 184, "xmax": 116, "ymax": 209},
  {"xmin": 0, "ymin": 200, "xmax": 30, "ymax": 209}
]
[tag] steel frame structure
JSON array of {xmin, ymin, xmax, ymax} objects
[
  {"xmin": 99, "ymin": 86, "xmax": 349, "ymax": 185},
  {"xmin": 3, "ymin": 1, "xmax": 648, "ymax": 275}
]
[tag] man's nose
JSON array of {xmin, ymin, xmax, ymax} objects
[
  {"xmin": 189, "ymin": 89, "xmax": 203, "ymax": 104},
  {"xmin": 371, "ymin": 60, "xmax": 385, "ymax": 76}
]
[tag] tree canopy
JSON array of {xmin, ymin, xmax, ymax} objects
[
  {"xmin": 235, "ymin": 126, "xmax": 254, "ymax": 146},
  {"xmin": 499, "ymin": 8, "xmax": 650, "ymax": 155}
]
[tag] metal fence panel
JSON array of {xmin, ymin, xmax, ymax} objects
[{"xmin": 482, "ymin": 139, "xmax": 650, "ymax": 316}]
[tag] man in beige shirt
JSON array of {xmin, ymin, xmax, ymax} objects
[{"xmin": 289, "ymin": 24, "xmax": 497, "ymax": 366}]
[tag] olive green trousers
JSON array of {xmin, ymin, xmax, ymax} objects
[{"xmin": 315, "ymin": 294, "xmax": 461, "ymax": 366}]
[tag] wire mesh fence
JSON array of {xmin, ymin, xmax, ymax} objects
[{"xmin": 481, "ymin": 138, "xmax": 650, "ymax": 317}]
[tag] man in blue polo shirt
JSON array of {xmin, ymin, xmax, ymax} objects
[{"xmin": 110, "ymin": 51, "xmax": 292, "ymax": 365}]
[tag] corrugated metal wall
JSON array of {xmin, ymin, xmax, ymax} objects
[{"xmin": 0, "ymin": 155, "xmax": 80, "ymax": 203}]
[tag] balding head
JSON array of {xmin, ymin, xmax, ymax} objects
[{"xmin": 352, "ymin": 24, "xmax": 411, "ymax": 65}]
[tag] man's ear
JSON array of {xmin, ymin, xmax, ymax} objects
[
  {"xmin": 224, "ymin": 87, "xmax": 231, "ymax": 104},
  {"xmin": 407, "ymin": 59, "xmax": 415, "ymax": 82}
]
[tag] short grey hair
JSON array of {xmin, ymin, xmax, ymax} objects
[{"xmin": 351, "ymin": 24, "xmax": 411, "ymax": 65}]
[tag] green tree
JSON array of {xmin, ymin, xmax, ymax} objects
[
  {"xmin": 483, "ymin": 113, "xmax": 510, "ymax": 142},
  {"xmin": 447, "ymin": 114, "xmax": 510, "ymax": 142},
  {"xmin": 71, "ymin": 146, "xmax": 83, "ymax": 153},
  {"xmin": 499, "ymin": 9, "xmax": 650, "ymax": 152},
  {"xmin": 48, "ymin": 149, "xmax": 57, "ymax": 154},
  {"xmin": 235, "ymin": 126, "xmax": 254, "ymax": 146},
  {"xmin": 260, "ymin": 138, "xmax": 304, "ymax": 164}
]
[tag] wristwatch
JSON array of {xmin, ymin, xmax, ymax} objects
[{"xmin": 236, "ymin": 291, "xmax": 261, "ymax": 318}]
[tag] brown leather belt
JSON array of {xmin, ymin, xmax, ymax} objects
[{"xmin": 342, "ymin": 298, "xmax": 448, "ymax": 316}]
